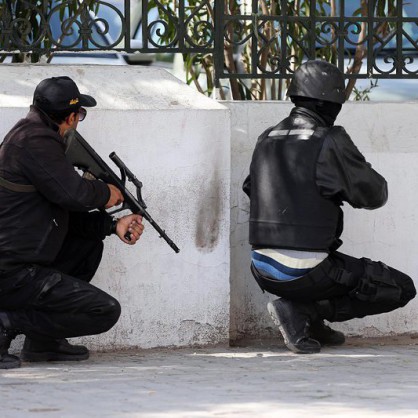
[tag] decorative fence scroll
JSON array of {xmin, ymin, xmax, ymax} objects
[{"xmin": 1, "ymin": 0, "xmax": 418, "ymax": 85}]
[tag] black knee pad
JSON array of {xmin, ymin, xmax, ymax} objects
[
  {"xmin": 104, "ymin": 298, "xmax": 121, "ymax": 322},
  {"xmin": 351, "ymin": 259, "xmax": 402, "ymax": 304},
  {"xmin": 398, "ymin": 274, "xmax": 416, "ymax": 306},
  {"xmin": 94, "ymin": 297, "xmax": 121, "ymax": 333}
]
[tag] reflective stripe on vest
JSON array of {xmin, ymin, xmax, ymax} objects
[{"xmin": 268, "ymin": 129, "xmax": 315, "ymax": 140}]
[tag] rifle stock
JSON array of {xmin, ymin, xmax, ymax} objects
[{"xmin": 63, "ymin": 128, "xmax": 180, "ymax": 254}]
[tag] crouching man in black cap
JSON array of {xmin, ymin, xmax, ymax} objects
[
  {"xmin": 0, "ymin": 76, "xmax": 144, "ymax": 369},
  {"xmin": 243, "ymin": 60, "xmax": 416, "ymax": 354}
]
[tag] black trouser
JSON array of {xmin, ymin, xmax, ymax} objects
[
  {"xmin": 0, "ymin": 234, "xmax": 121, "ymax": 341},
  {"xmin": 251, "ymin": 251, "xmax": 416, "ymax": 322}
]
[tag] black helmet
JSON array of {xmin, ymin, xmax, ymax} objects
[{"xmin": 287, "ymin": 60, "xmax": 346, "ymax": 104}]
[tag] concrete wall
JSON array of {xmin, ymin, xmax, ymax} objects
[
  {"xmin": 0, "ymin": 65, "xmax": 231, "ymax": 350},
  {"xmin": 1, "ymin": 64, "xmax": 417, "ymax": 349},
  {"xmin": 227, "ymin": 101, "xmax": 418, "ymax": 341}
]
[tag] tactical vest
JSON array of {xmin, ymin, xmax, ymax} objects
[{"xmin": 249, "ymin": 124, "xmax": 342, "ymax": 251}]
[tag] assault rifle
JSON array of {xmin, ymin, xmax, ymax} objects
[{"xmin": 63, "ymin": 128, "xmax": 180, "ymax": 254}]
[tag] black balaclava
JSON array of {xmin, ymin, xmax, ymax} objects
[{"xmin": 291, "ymin": 96, "xmax": 342, "ymax": 126}]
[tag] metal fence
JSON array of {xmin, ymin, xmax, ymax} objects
[{"xmin": 1, "ymin": 0, "xmax": 418, "ymax": 85}]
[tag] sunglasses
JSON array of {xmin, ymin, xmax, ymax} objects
[{"xmin": 78, "ymin": 107, "xmax": 87, "ymax": 122}]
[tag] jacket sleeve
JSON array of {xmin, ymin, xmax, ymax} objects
[
  {"xmin": 20, "ymin": 134, "xmax": 110, "ymax": 211},
  {"xmin": 67, "ymin": 211, "xmax": 114, "ymax": 240},
  {"xmin": 316, "ymin": 126, "xmax": 388, "ymax": 209}
]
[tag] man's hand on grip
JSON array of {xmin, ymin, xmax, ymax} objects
[{"xmin": 115, "ymin": 214, "xmax": 144, "ymax": 245}]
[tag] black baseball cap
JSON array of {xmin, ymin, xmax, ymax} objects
[{"xmin": 33, "ymin": 76, "xmax": 97, "ymax": 112}]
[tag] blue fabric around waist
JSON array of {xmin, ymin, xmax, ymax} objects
[{"xmin": 251, "ymin": 251, "xmax": 313, "ymax": 281}]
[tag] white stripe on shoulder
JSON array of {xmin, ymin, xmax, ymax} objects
[{"xmin": 268, "ymin": 129, "xmax": 315, "ymax": 139}]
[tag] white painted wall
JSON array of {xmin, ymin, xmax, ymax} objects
[
  {"xmin": 0, "ymin": 65, "xmax": 231, "ymax": 350},
  {"xmin": 1, "ymin": 64, "xmax": 417, "ymax": 350},
  {"xmin": 227, "ymin": 101, "xmax": 418, "ymax": 340}
]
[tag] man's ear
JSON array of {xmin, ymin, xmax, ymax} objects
[{"xmin": 64, "ymin": 112, "xmax": 76, "ymax": 126}]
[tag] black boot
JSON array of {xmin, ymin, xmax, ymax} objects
[
  {"xmin": 267, "ymin": 299, "xmax": 321, "ymax": 354},
  {"xmin": 21, "ymin": 338, "xmax": 89, "ymax": 362},
  {"xmin": 0, "ymin": 324, "xmax": 20, "ymax": 369},
  {"xmin": 310, "ymin": 320, "xmax": 345, "ymax": 346}
]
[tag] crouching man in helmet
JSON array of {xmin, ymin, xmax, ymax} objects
[{"xmin": 243, "ymin": 60, "xmax": 416, "ymax": 354}]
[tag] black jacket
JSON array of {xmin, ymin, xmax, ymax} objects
[
  {"xmin": 0, "ymin": 107, "xmax": 111, "ymax": 269},
  {"xmin": 243, "ymin": 107, "xmax": 388, "ymax": 251}
]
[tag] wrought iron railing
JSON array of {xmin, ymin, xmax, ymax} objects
[
  {"xmin": 141, "ymin": 0, "xmax": 215, "ymax": 52},
  {"xmin": 1, "ymin": 0, "xmax": 418, "ymax": 85},
  {"xmin": 0, "ymin": 0, "xmax": 216, "ymax": 53},
  {"xmin": 218, "ymin": 0, "xmax": 418, "ymax": 81}
]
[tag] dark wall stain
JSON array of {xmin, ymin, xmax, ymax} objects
[{"xmin": 195, "ymin": 170, "xmax": 223, "ymax": 252}]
